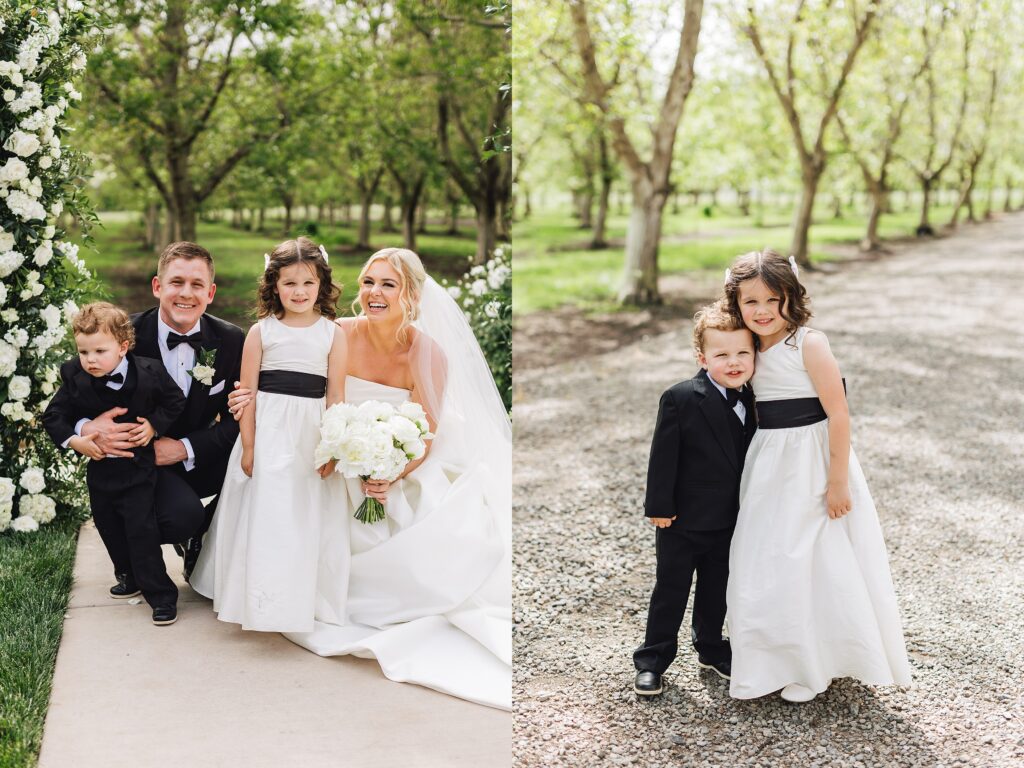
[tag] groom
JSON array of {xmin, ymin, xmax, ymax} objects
[{"xmin": 80, "ymin": 242, "xmax": 244, "ymax": 584}]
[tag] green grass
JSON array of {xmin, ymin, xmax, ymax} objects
[
  {"xmin": 72, "ymin": 215, "xmax": 482, "ymax": 329},
  {"xmin": 0, "ymin": 520, "xmax": 79, "ymax": 768},
  {"xmin": 513, "ymin": 203, "xmax": 957, "ymax": 314}
]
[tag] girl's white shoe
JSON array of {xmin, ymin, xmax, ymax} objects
[{"xmin": 780, "ymin": 684, "xmax": 817, "ymax": 703}]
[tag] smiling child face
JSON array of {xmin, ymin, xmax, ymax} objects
[{"xmin": 698, "ymin": 327, "xmax": 755, "ymax": 390}]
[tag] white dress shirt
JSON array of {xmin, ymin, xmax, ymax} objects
[
  {"xmin": 156, "ymin": 314, "xmax": 199, "ymax": 471},
  {"xmin": 707, "ymin": 374, "xmax": 747, "ymax": 424}
]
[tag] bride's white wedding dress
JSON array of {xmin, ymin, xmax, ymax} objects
[{"xmin": 284, "ymin": 374, "xmax": 512, "ymax": 710}]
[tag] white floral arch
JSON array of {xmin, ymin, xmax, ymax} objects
[{"xmin": 0, "ymin": 2, "xmax": 98, "ymax": 534}]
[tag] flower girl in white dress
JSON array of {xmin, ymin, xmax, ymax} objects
[
  {"xmin": 190, "ymin": 238, "xmax": 349, "ymax": 632},
  {"xmin": 723, "ymin": 249, "xmax": 912, "ymax": 702}
]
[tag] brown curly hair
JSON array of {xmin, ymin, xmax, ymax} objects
[
  {"xmin": 257, "ymin": 237, "xmax": 341, "ymax": 319},
  {"xmin": 692, "ymin": 299, "xmax": 748, "ymax": 358},
  {"xmin": 72, "ymin": 302, "xmax": 136, "ymax": 349},
  {"xmin": 723, "ymin": 248, "xmax": 812, "ymax": 348}
]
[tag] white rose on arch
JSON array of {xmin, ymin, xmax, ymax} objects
[
  {"xmin": 8, "ymin": 375, "xmax": 31, "ymax": 401},
  {"xmin": 19, "ymin": 467, "xmax": 46, "ymax": 495},
  {"xmin": 3, "ymin": 130, "xmax": 41, "ymax": 157}
]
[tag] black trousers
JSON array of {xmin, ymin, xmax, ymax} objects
[
  {"xmin": 152, "ymin": 467, "xmax": 209, "ymax": 543},
  {"xmin": 633, "ymin": 526, "xmax": 733, "ymax": 674},
  {"xmin": 89, "ymin": 474, "xmax": 177, "ymax": 609}
]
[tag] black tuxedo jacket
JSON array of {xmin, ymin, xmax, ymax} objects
[
  {"xmin": 42, "ymin": 353, "xmax": 187, "ymax": 481},
  {"xmin": 130, "ymin": 308, "xmax": 245, "ymax": 498},
  {"xmin": 643, "ymin": 369, "xmax": 757, "ymax": 530}
]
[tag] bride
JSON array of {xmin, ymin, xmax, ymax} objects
[{"xmin": 227, "ymin": 247, "xmax": 511, "ymax": 710}]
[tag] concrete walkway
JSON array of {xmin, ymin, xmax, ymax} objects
[{"xmin": 39, "ymin": 523, "xmax": 510, "ymax": 768}]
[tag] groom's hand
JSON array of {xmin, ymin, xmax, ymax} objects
[
  {"xmin": 81, "ymin": 407, "xmax": 135, "ymax": 458},
  {"xmin": 153, "ymin": 437, "xmax": 188, "ymax": 466},
  {"xmin": 648, "ymin": 516, "xmax": 676, "ymax": 529}
]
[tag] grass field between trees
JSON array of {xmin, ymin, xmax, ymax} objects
[
  {"xmin": 75, "ymin": 214, "xmax": 485, "ymax": 328},
  {"xmin": 513, "ymin": 203, "xmax": 959, "ymax": 314}
]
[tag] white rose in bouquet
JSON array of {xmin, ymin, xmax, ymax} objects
[
  {"xmin": 317, "ymin": 400, "xmax": 434, "ymax": 523},
  {"xmin": 20, "ymin": 493, "xmax": 56, "ymax": 524},
  {"xmin": 10, "ymin": 514, "xmax": 39, "ymax": 533},
  {"xmin": 19, "ymin": 467, "xmax": 45, "ymax": 494}
]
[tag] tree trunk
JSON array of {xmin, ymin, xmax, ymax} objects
[
  {"xmin": 381, "ymin": 198, "xmax": 396, "ymax": 233},
  {"xmin": 282, "ymin": 194, "xmax": 294, "ymax": 235},
  {"xmin": 1004, "ymin": 177, "xmax": 1014, "ymax": 213},
  {"xmin": 578, "ymin": 192, "xmax": 593, "ymax": 229},
  {"xmin": 416, "ymin": 192, "xmax": 429, "ymax": 234},
  {"xmin": 790, "ymin": 170, "xmax": 820, "ymax": 268},
  {"xmin": 400, "ymin": 180, "xmax": 424, "ymax": 251},
  {"xmin": 917, "ymin": 178, "xmax": 934, "ymax": 235},
  {"xmin": 523, "ymin": 191, "xmax": 532, "ymax": 219},
  {"xmin": 738, "ymin": 190, "xmax": 751, "ymax": 217},
  {"xmin": 592, "ymin": 160, "xmax": 612, "ymax": 249},
  {"xmin": 497, "ymin": 196, "xmax": 510, "ymax": 241},
  {"xmin": 358, "ymin": 195, "xmax": 373, "ymax": 249},
  {"xmin": 144, "ymin": 202, "xmax": 161, "ymax": 251},
  {"xmin": 446, "ymin": 199, "xmax": 460, "ymax": 234},
  {"xmin": 474, "ymin": 197, "xmax": 498, "ymax": 265},
  {"xmin": 618, "ymin": 180, "xmax": 667, "ymax": 304},
  {"xmin": 861, "ymin": 188, "xmax": 886, "ymax": 251}
]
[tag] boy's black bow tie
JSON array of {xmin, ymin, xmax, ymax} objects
[
  {"xmin": 167, "ymin": 331, "xmax": 203, "ymax": 351},
  {"xmin": 103, "ymin": 372, "xmax": 124, "ymax": 384},
  {"xmin": 725, "ymin": 387, "xmax": 743, "ymax": 407}
]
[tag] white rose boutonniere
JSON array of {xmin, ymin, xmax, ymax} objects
[{"xmin": 187, "ymin": 347, "xmax": 217, "ymax": 387}]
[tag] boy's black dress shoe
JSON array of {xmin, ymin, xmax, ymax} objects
[
  {"xmin": 109, "ymin": 573, "xmax": 141, "ymax": 599},
  {"xmin": 634, "ymin": 671, "xmax": 663, "ymax": 696},
  {"xmin": 697, "ymin": 655, "xmax": 731, "ymax": 680},
  {"xmin": 152, "ymin": 604, "xmax": 177, "ymax": 626}
]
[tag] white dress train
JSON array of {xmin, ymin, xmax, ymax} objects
[
  {"xmin": 727, "ymin": 327, "xmax": 912, "ymax": 699},
  {"xmin": 284, "ymin": 375, "xmax": 511, "ymax": 711}
]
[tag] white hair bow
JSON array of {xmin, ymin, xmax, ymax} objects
[
  {"xmin": 318, "ymin": 244, "xmax": 329, "ymax": 264},
  {"xmin": 724, "ymin": 268, "xmax": 732, "ymax": 284},
  {"xmin": 263, "ymin": 253, "xmax": 270, "ymax": 270},
  {"xmin": 788, "ymin": 255, "xmax": 800, "ymax": 278}
]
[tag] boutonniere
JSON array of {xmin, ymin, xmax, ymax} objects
[{"xmin": 187, "ymin": 347, "xmax": 217, "ymax": 387}]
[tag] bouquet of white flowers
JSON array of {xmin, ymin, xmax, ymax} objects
[{"xmin": 315, "ymin": 400, "xmax": 433, "ymax": 523}]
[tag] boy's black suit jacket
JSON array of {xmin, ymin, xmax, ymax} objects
[
  {"xmin": 130, "ymin": 308, "xmax": 245, "ymax": 498},
  {"xmin": 42, "ymin": 353, "xmax": 187, "ymax": 484},
  {"xmin": 643, "ymin": 369, "xmax": 756, "ymax": 530}
]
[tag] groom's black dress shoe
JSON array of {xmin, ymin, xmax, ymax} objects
[
  {"xmin": 634, "ymin": 671, "xmax": 663, "ymax": 696},
  {"xmin": 109, "ymin": 573, "xmax": 141, "ymax": 599},
  {"xmin": 182, "ymin": 538, "xmax": 202, "ymax": 582},
  {"xmin": 697, "ymin": 655, "xmax": 731, "ymax": 680},
  {"xmin": 152, "ymin": 604, "xmax": 177, "ymax": 626}
]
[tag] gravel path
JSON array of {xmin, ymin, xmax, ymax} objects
[{"xmin": 512, "ymin": 215, "xmax": 1024, "ymax": 767}]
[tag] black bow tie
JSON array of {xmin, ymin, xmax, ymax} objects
[
  {"xmin": 167, "ymin": 331, "xmax": 203, "ymax": 352},
  {"xmin": 103, "ymin": 371, "xmax": 124, "ymax": 384},
  {"xmin": 725, "ymin": 387, "xmax": 742, "ymax": 407}
]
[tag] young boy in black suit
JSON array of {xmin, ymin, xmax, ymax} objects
[
  {"xmin": 42, "ymin": 303, "xmax": 187, "ymax": 625},
  {"xmin": 633, "ymin": 301, "xmax": 756, "ymax": 695}
]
